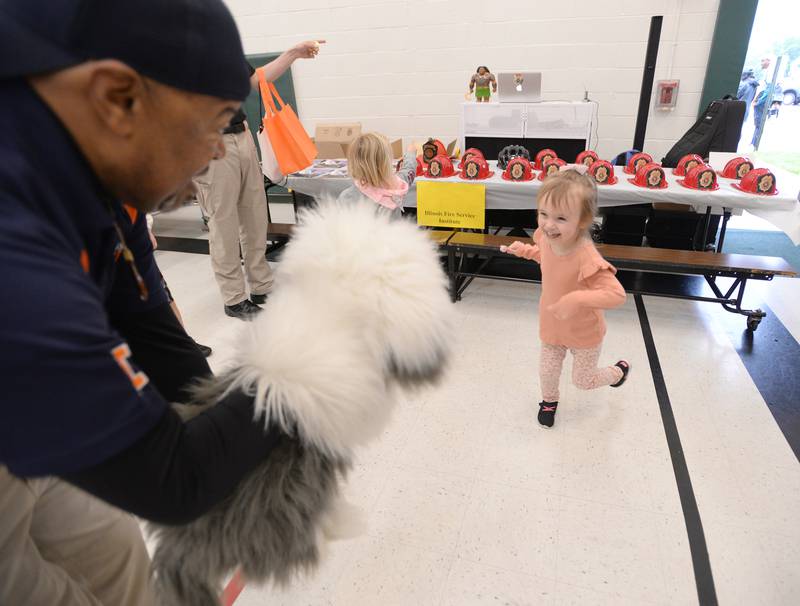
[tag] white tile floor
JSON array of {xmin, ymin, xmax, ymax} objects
[{"xmin": 153, "ymin": 238, "xmax": 800, "ymax": 606}]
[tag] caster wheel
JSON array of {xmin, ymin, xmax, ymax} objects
[{"xmin": 746, "ymin": 316, "xmax": 762, "ymax": 332}]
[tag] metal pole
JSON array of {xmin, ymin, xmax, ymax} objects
[
  {"xmin": 633, "ymin": 16, "xmax": 663, "ymax": 151},
  {"xmin": 754, "ymin": 55, "xmax": 782, "ymax": 151}
]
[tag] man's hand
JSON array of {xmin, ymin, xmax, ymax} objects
[
  {"xmin": 254, "ymin": 40, "xmax": 327, "ymax": 88},
  {"xmin": 291, "ymin": 40, "xmax": 325, "ymax": 60}
]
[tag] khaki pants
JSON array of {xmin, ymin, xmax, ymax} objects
[
  {"xmin": 0, "ymin": 467, "xmax": 154, "ymax": 606},
  {"xmin": 196, "ymin": 128, "xmax": 274, "ymax": 306}
]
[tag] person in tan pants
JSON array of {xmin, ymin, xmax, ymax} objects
[
  {"xmin": 0, "ymin": 469, "xmax": 153, "ymax": 605},
  {"xmin": 197, "ymin": 39, "xmax": 324, "ymax": 320}
]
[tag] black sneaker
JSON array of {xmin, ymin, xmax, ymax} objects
[
  {"xmin": 610, "ymin": 360, "xmax": 630, "ymax": 388},
  {"xmin": 195, "ymin": 342, "xmax": 212, "ymax": 357},
  {"xmin": 537, "ymin": 401, "xmax": 558, "ymax": 428},
  {"xmin": 224, "ymin": 299, "xmax": 262, "ymax": 320},
  {"xmin": 250, "ymin": 293, "xmax": 269, "ymax": 305}
]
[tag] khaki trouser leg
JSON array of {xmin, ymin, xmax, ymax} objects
[
  {"xmin": 0, "ymin": 467, "xmax": 154, "ymax": 606},
  {"xmin": 196, "ymin": 133, "xmax": 248, "ymax": 307},
  {"xmin": 236, "ymin": 130, "xmax": 273, "ymax": 296}
]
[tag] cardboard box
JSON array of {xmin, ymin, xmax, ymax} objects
[
  {"xmin": 313, "ymin": 123, "xmax": 403, "ymax": 160},
  {"xmin": 390, "ymin": 138, "xmax": 403, "ymax": 160},
  {"xmin": 314, "ymin": 123, "xmax": 361, "ymax": 159}
]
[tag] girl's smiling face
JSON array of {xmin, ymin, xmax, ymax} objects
[{"xmin": 538, "ymin": 193, "xmax": 586, "ymax": 247}]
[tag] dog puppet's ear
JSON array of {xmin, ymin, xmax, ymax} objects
[{"xmin": 374, "ymin": 223, "xmax": 453, "ymax": 388}]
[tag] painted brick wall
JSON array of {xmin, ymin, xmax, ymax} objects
[{"xmin": 225, "ymin": 0, "xmax": 720, "ymax": 161}]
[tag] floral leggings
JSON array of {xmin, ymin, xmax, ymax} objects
[{"xmin": 539, "ymin": 342, "xmax": 623, "ymax": 402}]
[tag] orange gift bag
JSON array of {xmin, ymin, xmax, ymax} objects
[{"xmin": 256, "ymin": 67, "xmax": 316, "ymax": 175}]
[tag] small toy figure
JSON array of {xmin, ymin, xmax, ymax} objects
[{"xmin": 469, "ymin": 66, "xmax": 497, "ymax": 102}]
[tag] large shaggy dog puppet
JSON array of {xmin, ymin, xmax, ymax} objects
[{"xmin": 147, "ymin": 201, "xmax": 452, "ymax": 605}]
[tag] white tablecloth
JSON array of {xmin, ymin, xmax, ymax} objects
[{"xmin": 286, "ymin": 161, "xmax": 800, "ymax": 244}]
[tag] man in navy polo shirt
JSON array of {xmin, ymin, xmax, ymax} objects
[{"xmin": 0, "ymin": 1, "xmax": 289, "ymax": 603}]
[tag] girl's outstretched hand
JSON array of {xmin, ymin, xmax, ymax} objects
[{"xmin": 500, "ymin": 241, "xmax": 538, "ymax": 260}]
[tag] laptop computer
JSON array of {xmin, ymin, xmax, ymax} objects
[{"xmin": 497, "ymin": 72, "xmax": 542, "ymax": 103}]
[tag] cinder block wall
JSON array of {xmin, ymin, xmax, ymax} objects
[{"xmin": 225, "ymin": 0, "xmax": 720, "ymax": 161}]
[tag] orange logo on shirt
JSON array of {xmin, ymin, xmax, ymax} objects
[
  {"xmin": 80, "ymin": 249, "xmax": 90, "ymax": 273},
  {"xmin": 111, "ymin": 343, "xmax": 149, "ymax": 391}
]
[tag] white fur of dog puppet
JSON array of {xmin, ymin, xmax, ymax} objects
[{"xmin": 147, "ymin": 201, "xmax": 453, "ymax": 606}]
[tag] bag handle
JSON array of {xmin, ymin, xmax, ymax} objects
[
  {"xmin": 256, "ymin": 67, "xmax": 278, "ymax": 121},
  {"xmin": 267, "ymin": 81, "xmax": 286, "ymax": 110}
]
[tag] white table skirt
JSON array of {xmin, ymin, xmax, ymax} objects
[{"xmin": 285, "ymin": 161, "xmax": 800, "ymax": 245}]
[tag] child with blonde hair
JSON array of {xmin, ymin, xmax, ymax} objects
[
  {"xmin": 501, "ymin": 170, "xmax": 630, "ymax": 428},
  {"xmin": 338, "ymin": 133, "xmax": 417, "ymax": 219}
]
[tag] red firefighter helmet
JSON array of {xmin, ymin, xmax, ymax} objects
[
  {"xmin": 719, "ymin": 157, "xmax": 755, "ymax": 180},
  {"xmin": 575, "ymin": 150, "xmax": 599, "ymax": 167},
  {"xmin": 623, "ymin": 152, "xmax": 653, "ymax": 175},
  {"xmin": 534, "ymin": 148, "xmax": 558, "ymax": 170},
  {"xmin": 628, "ymin": 162, "xmax": 668, "ymax": 189},
  {"xmin": 678, "ymin": 164, "xmax": 719, "ymax": 191},
  {"xmin": 672, "ymin": 154, "xmax": 705, "ymax": 176},
  {"xmin": 459, "ymin": 148, "xmax": 485, "ymax": 168},
  {"xmin": 587, "ymin": 160, "xmax": 618, "ymax": 185},
  {"xmin": 502, "ymin": 157, "xmax": 535, "ymax": 181},
  {"xmin": 422, "ymin": 138, "xmax": 448, "ymax": 164},
  {"xmin": 538, "ymin": 158, "xmax": 567, "ymax": 181},
  {"xmin": 731, "ymin": 168, "xmax": 778, "ymax": 196},
  {"xmin": 459, "ymin": 156, "xmax": 494, "ymax": 180},
  {"xmin": 426, "ymin": 154, "xmax": 456, "ymax": 178}
]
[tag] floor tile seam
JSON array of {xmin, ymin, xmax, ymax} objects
[
  {"xmin": 449, "ymin": 553, "xmax": 559, "ymax": 584},
  {"xmin": 553, "ymin": 580, "xmax": 668, "ymax": 606},
  {"xmin": 390, "ymin": 461, "xmax": 479, "ymax": 483},
  {"xmin": 446, "ymin": 474, "xmax": 488, "ymax": 565},
  {"xmin": 552, "ymin": 493, "xmax": 682, "ymax": 518},
  {"xmin": 432, "ymin": 545, "xmax": 463, "ymax": 606}
]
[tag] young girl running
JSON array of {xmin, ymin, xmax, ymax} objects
[
  {"xmin": 338, "ymin": 133, "xmax": 417, "ymax": 219},
  {"xmin": 501, "ymin": 170, "xmax": 630, "ymax": 428}
]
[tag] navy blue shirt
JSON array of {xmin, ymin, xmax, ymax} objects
[{"xmin": 0, "ymin": 79, "xmax": 170, "ymax": 476}]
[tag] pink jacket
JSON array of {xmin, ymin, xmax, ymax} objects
[{"xmin": 505, "ymin": 229, "xmax": 626, "ymax": 348}]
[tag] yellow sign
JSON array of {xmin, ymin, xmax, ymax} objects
[{"xmin": 416, "ymin": 181, "xmax": 485, "ymax": 229}]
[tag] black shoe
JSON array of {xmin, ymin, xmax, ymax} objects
[
  {"xmin": 537, "ymin": 401, "xmax": 558, "ymax": 428},
  {"xmin": 610, "ymin": 360, "xmax": 630, "ymax": 388},
  {"xmin": 224, "ymin": 299, "xmax": 262, "ymax": 320},
  {"xmin": 250, "ymin": 293, "xmax": 269, "ymax": 305},
  {"xmin": 195, "ymin": 342, "xmax": 212, "ymax": 357}
]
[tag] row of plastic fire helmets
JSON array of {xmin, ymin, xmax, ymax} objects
[{"xmin": 410, "ymin": 138, "xmax": 778, "ymax": 196}]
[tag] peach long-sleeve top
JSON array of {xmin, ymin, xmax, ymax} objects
[{"xmin": 509, "ymin": 229, "xmax": 626, "ymax": 348}]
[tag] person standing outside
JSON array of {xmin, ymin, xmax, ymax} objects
[
  {"xmin": 751, "ymin": 56, "xmax": 775, "ymax": 148},
  {"xmin": 197, "ymin": 40, "xmax": 325, "ymax": 320},
  {"xmin": 737, "ymin": 69, "xmax": 757, "ymax": 121}
]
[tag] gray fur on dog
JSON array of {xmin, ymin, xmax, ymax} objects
[
  {"xmin": 147, "ymin": 201, "xmax": 453, "ymax": 605},
  {"xmin": 150, "ymin": 372, "xmax": 350, "ymax": 606}
]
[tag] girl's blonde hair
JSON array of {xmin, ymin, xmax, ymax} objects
[
  {"xmin": 347, "ymin": 132, "xmax": 394, "ymax": 188},
  {"xmin": 537, "ymin": 169, "xmax": 598, "ymax": 230}
]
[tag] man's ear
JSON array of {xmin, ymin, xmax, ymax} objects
[{"xmin": 84, "ymin": 60, "xmax": 146, "ymax": 138}]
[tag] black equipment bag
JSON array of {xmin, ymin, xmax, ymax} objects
[{"xmin": 661, "ymin": 96, "xmax": 745, "ymax": 168}]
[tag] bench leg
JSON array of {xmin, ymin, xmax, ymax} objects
[
  {"xmin": 447, "ymin": 246, "xmax": 458, "ymax": 303},
  {"xmin": 705, "ymin": 276, "xmax": 766, "ymax": 331}
]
